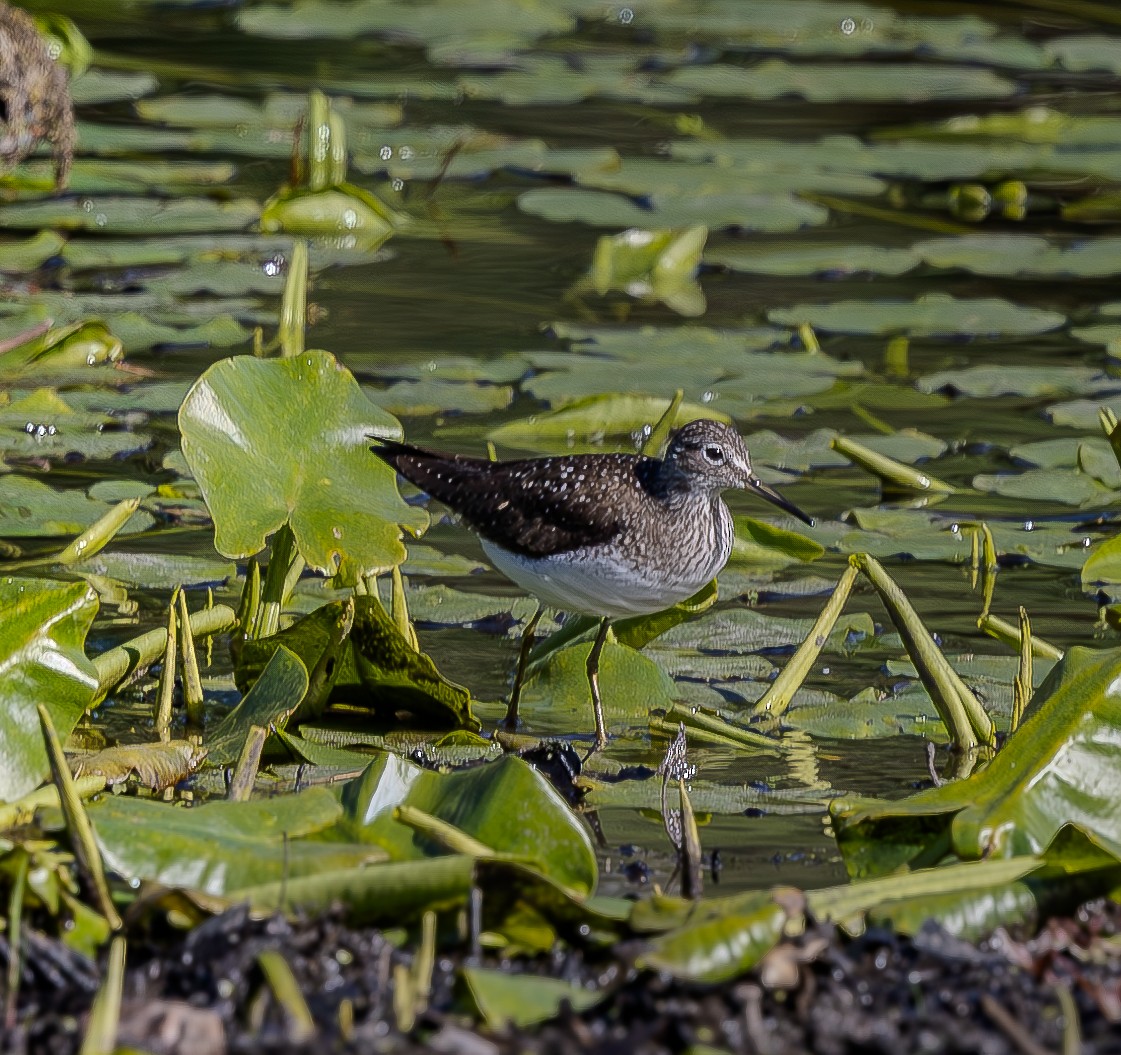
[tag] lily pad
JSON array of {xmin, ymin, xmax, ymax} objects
[
  {"xmin": 486, "ymin": 395, "xmax": 730, "ymax": 451},
  {"xmin": 208, "ymin": 646, "xmax": 309, "ymax": 765},
  {"xmin": 667, "ymin": 61, "xmax": 1014, "ymax": 103},
  {"xmin": 89, "ymin": 788, "xmax": 379, "ymax": 895},
  {"xmin": 519, "ymin": 188, "xmax": 829, "ymax": 233},
  {"xmin": 179, "ymin": 351, "xmax": 427, "ymax": 580},
  {"xmin": 0, "ymin": 197, "xmax": 260, "ymax": 234},
  {"xmin": 340, "ymin": 752, "xmax": 596, "ymax": 895},
  {"xmin": 0, "ymin": 578, "xmax": 99, "ymax": 801},
  {"xmin": 0, "ymin": 476, "xmax": 152, "ymax": 538},
  {"xmin": 769, "ymin": 294, "xmax": 1066, "ymax": 337}
]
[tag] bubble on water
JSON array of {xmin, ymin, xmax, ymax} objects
[
  {"xmin": 399, "ymin": 145, "xmax": 415, "ymax": 160},
  {"xmin": 840, "ymin": 17, "xmax": 856, "ymax": 34},
  {"xmin": 618, "ymin": 7, "xmax": 634, "ymax": 23},
  {"xmin": 379, "ymin": 145, "xmax": 393, "ymax": 160},
  {"xmin": 1023, "ymin": 520, "xmax": 1035, "ymax": 531}
]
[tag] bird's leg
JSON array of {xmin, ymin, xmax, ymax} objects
[
  {"xmin": 504, "ymin": 605, "xmax": 543, "ymax": 732},
  {"xmin": 586, "ymin": 617, "xmax": 612, "ymax": 752}
]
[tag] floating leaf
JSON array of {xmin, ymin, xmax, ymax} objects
[
  {"xmin": 0, "ymin": 476, "xmax": 152, "ymax": 538},
  {"xmin": 487, "ymin": 394, "xmax": 729, "ymax": 451},
  {"xmin": 0, "ymin": 197, "xmax": 260, "ymax": 234},
  {"xmin": 89, "ymin": 789, "xmax": 379, "ymax": 895},
  {"xmin": 519, "ymin": 188, "xmax": 828, "ymax": 233},
  {"xmin": 769, "ymin": 294, "xmax": 1065, "ymax": 337}
]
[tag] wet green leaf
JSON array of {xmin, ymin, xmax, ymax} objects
[
  {"xmin": 0, "ymin": 579, "xmax": 98, "ymax": 801},
  {"xmin": 0, "ymin": 197, "xmax": 260, "ymax": 234},
  {"xmin": 237, "ymin": 597, "xmax": 476, "ymax": 731},
  {"xmin": 240, "ymin": 856, "xmax": 475, "ymax": 924},
  {"xmin": 463, "ymin": 968, "xmax": 604, "ymax": 1028},
  {"xmin": 918, "ymin": 365, "xmax": 1102, "ymax": 399},
  {"xmin": 70, "ymin": 552, "xmax": 236, "ymax": 590},
  {"xmin": 972, "ymin": 469, "xmax": 1110, "ymax": 507},
  {"xmin": 666, "ymin": 61, "xmax": 1014, "ymax": 103},
  {"xmin": 348, "ymin": 596, "xmax": 477, "ymax": 730},
  {"xmin": 209, "ymin": 647, "xmax": 310, "ymax": 765},
  {"xmin": 710, "ymin": 243, "xmax": 919, "ymax": 277},
  {"xmin": 730, "ymin": 517, "xmax": 824, "ymax": 567},
  {"xmin": 340, "ymin": 753, "xmax": 596, "ymax": 896},
  {"xmin": 179, "ymin": 351, "xmax": 427, "ymax": 580},
  {"xmin": 374, "ymin": 379, "xmax": 513, "ymax": 417},
  {"xmin": 636, "ymin": 889, "xmax": 795, "ymax": 983},
  {"xmin": 89, "ymin": 789, "xmax": 379, "ymax": 895},
  {"xmin": 580, "ymin": 226, "xmax": 707, "ymax": 317},
  {"xmin": 519, "ymin": 634, "xmax": 676, "ymax": 739},
  {"xmin": 260, "ymin": 184, "xmax": 400, "ymax": 251},
  {"xmin": 916, "ymin": 234, "xmax": 1121, "ymax": 277}
]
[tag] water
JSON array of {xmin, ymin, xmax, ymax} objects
[{"xmin": 6, "ymin": 0, "xmax": 1121, "ymax": 891}]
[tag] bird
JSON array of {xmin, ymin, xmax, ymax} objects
[{"xmin": 372, "ymin": 419, "xmax": 813, "ymax": 750}]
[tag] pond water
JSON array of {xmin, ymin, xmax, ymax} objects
[{"xmin": 6, "ymin": 0, "xmax": 1121, "ymax": 896}]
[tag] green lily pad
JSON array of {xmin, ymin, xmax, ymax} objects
[
  {"xmin": 636, "ymin": 889, "xmax": 794, "ymax": 984},
  {"xmin": 179, "ymin": 351, "xmax": 427, "ymax": 580},
  {"xmin": 667, "ymin": 61, "xmax": 1014, "ymax": 103},
  {"xmin": 373, "ymin": 379, "xmax": 513, "ymax": 417},
  {"xmin": 70, "ymin": 552, "xmax": 237, "ymax": 590},
  {"xmin": 0, "ymin": 578, "xmax": 99, "ymax": 800},
  {"xmin": 519, "ymin": 188, "xmax": 829, "ymax": 233},
  {"xmin": 916, "ymin": 234, "xmax": 1121, "ymax": 277},
  {"xmin": 0, "ymin": 476, "xmax": 152, "ymax": 538},
  {"xmin": 237, "ymin": 597, "xmax": 477, "ymax": 732},
  {"xmin": 463, "ymin": 968, "xmax": 604, "ymax": 1028},
  {"xmin": 972, "ymin": 469, "xmax": 1110, "ymax": 507},
  {"xmin": 487, "ymin": 395, "xmax": 730, "ymax": 451},
  {"xmin": 0, "ymin": 196, "xmax": 260, "ymax": 234},
  {"xmin": 0, "ymin": 231, "xmax": 67, "ymax": 272},
  {"xmin": 260, "ymin": 184, "xmax": 401, "ymax": 251},
  {"xmin": 70, "ymin": 68, "xmax": 157, "ymax": 106},
  {"xmin": 769, "ymin": 294, "xmax": 1066, "ymax": 337},
  {"xmin": 709, "ymin": 243, "xmax": 919, "ymax": 277},
  {"xmin": 340, "ymin": 752, "xmax": 596, "ymax": 895},
  {"xmin": 208, "ymin": 646, "xmax": 310, "ymax": 765},
  {"xmin": 89, "ymin": 788, "xmax": 379, "ymax": 895},
  {"xmin": 918, "ymin": 365, "xmax": 1103, "ymax": 399},
  {"xmin": 580, "ymin": 225, "xmax": 708, "ymax": 317}
]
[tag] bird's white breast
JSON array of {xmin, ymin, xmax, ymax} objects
[{"xmin": 480, "ymin": 499, "xmax": 733, "ymax": 619}]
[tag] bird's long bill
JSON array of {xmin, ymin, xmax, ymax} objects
[{"xmin": 748, "ymin": 475, "xmax": 815, "ymax": 526}]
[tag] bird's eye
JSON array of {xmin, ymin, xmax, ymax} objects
[{"xmin": 704, "ymin": 445, "xmax": 725, "ymax": 464}]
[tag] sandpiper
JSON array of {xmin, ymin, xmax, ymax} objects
[{"xmin": 372, "ymin": 419, "xmax": 813, "ymax": 749}]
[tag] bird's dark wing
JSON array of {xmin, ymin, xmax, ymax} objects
[{"xmin": 371, "ymin": 438, "xmax": 627, "ymax": 557}]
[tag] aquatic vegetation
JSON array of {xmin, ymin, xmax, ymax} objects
[{"xmin": 2, "ymin": 1, "xmax": 1121, "ymax": 1045}]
